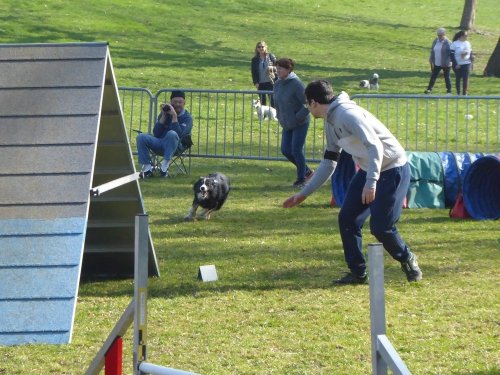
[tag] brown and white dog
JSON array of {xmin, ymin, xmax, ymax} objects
[{"xmin": 184, "ymin": 172, "xmax": 230, "ymax": 221}]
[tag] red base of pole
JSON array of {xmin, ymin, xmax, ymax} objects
[
  {"xmin": 330, "ymin": 195, "xmax": 336, "ymax": 207},
  {"xmin": 105, "ymin": 336, "xmax": 123, "ymax": 375}
]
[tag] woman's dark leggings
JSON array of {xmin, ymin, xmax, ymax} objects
[{"xmin": 455, "ymin": 64, "xmax": 470, "ymax": 95}]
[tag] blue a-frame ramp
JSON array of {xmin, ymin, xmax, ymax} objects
[{"xmin": 0, "ymin": 42, "xmax": 159, "ymax": 345}]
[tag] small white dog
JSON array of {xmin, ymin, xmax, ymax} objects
[
  {"xmin": 252, "ymin": 99, "xmax": 277, "ymax": 121},
  {"xmin": 359, "ymin": 73, "xmax": 379, "ymax": 90}
]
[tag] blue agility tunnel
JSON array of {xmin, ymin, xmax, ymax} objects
[
  {"xmin": 438, "ymin": 152, "xmax": 460, "ymax": 207},
  {"xmin": 330, "ymin": 151, "xmax": 498, "ymax": 218},
  {"xmin": 462, "ymin": 155, "xmax": 500, "ymax": 220},
  {"xmin": 438, "ymin": 152, "xmax": 483, "ymax": 207}
]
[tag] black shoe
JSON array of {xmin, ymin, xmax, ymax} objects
[
  {"xmin": 333, "ymin": 272, "xmax": 368, "ymax": 285},
  {"xmin": 159, "ymin": 168, "xmax": 169, "ymax": 178},
  {"xmin": 139, "ymin": 168, "xmax": 153, "ymax": 179},
  {"xmin": 401, "ymin": 254, "xmax": 422, "ymax": 282},
  {"xmin": 424, "ymin": 89, "xmax": 431, "ymax": 94}
]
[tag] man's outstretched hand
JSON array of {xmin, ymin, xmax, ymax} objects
[{"xmin": 283, "ymin": 194, "xmax": 306, "ymax": 208}]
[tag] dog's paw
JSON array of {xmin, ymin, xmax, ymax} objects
[
  {"xmin": 198, "ymin": 210, "xmax": 211, "ymax": 220},
  {"xmin": 184, "ymin": 214, "xmax": 195, "ymax": 221}
]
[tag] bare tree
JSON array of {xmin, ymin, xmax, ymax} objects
[
  {"xmin": 483, "ymin": 38, "xmax": 500, "ymax": 77},
  {"xmin": 460, "ymin": 0, "xmax": 477, "ymax": 30}
]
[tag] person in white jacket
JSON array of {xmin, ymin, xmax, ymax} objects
[
  {"xmin": 450, "ymin": 30, "xmax": 472, "ymax": 95},
  {"xmin": 283, "ymin": 80, "xmax": 422, "ymax": 284}
]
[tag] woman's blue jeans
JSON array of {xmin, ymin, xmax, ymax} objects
[
  {"xmin": 338, "ymin": 163, "xmax": 411, "ymax": 276},
  {"xmin": 281, "ymin": 123, "xmax": 310, "ymax": 181}
]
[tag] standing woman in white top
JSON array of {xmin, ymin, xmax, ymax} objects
[
  {"xmin": 450, "ymin": 30, "xmax": 472, "ymax": 95},
  {"xmin": 425, "ymin": 27, "xmax": 452, "ymax": 94}
]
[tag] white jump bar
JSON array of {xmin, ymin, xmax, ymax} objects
[
  {"xmin": 139, "ymin": 361, "xmax": 200, "ymax": 375},
  {"xmin": 90, "ymin": 172, "xmax": 141, "ymax": 196}
]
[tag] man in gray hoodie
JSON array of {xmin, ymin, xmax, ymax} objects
[{"xmin": 283, "ymin": 80, "xmax": 422, "ymax": 284}]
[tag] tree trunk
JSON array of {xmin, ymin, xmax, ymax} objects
[
  {"xmin": 460, "ymin": 0, "xmax": 477, "ymax": 31},
  {"xmin": 483, "ymin": 38, "xmax": 500, "ymax": 77}
]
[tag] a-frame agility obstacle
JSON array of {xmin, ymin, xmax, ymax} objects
[{"xmin": 0, "ymin": 42, "xmax": 159, "ymax": 346}]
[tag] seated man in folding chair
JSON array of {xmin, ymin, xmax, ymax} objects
[{"xmin": 137, "ymin": 90, "xmax": 193, "ymax": 178}]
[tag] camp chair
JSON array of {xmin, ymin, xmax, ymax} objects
[
  {"xmin": 133, "ymin": 130, "xmax": 193, "ymax": 177},
  {"xmin": 167, "ymin": 134, "xmax": 193, "ymax": 176},
  {"xmin": 150, "ymin": 133, "xmax": 193, "ymax": 177}
]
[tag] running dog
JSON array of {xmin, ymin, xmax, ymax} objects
[
  {"xmin": 252, "ymin": 99, "xmax": 277, "ymax": 121},
  {"xmin": 184, "ymin": 172, "xmax": 231, "ymax": 221}
]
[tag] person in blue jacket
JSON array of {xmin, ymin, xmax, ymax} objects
[
  {"xmin": 273, "ymin": 58, "xmax": 313, "ymax": 187},
  {"xmin": 136, "ymin": 90, "xmax": 193, "ymax": 178}
]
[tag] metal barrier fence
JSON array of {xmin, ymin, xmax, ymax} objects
[
  {"xmin": 119, "ymin": 87, "xmax": 155, "ymax": 154},
  {"xmin": 155, "ymin": 88, "xmax": 325, "ymax": 162},
  {"xmin": 118, "ymin": 88, "xmax": 500, "ymax": 162},
  {"xmin": 353, "ymin": 94, "xmax": 500, "ymax": 154}
]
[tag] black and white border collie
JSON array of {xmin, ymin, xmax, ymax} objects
[{"xmin": 184, "ymin": 172, "xmax": 230, "ymax": 221}]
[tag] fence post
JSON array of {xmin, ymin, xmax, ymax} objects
[
  {"xmin": 368, "ymin": 243, "xmax": 388, "ymax": 375},
  {"xmin": 369, "ymin": 243, "xmax": 412, "ymax": 375},
  {"xmin": 133, "ymin": 214, "xmax": 149, "ymax": 375}
]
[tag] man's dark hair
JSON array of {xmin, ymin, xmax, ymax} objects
[{"xmin": 305, "ymin": 80, "xmax": 335, "ymax": 104}]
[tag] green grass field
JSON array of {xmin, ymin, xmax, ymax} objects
[
  {"xmin": 1, "ymin": 0, "xmax": 498, "ymax": 94},
  {"xmin": 1, "ymin": 1, "xmax": 499, "ymax": 374}
]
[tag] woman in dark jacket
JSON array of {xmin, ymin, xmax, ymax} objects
[
  {"xmin": 251, "ymin": 41, "xmax": 277, "ymax": 107},
  {"xmin": 273, "ymin": 58, "xmax": 313, "ymax": 187}
]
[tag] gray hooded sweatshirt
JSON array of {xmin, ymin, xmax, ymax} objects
[
  {"xmin": 301, "ymin": 91, "xmax": 407, "ymax": 196},
  {"xmin": 273, "ymin": 72, "xmax": 310, "ymax": 130}
]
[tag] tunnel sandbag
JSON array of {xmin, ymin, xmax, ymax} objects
[
  {"xmin": 462, "ymin": 155, "xmax": 500, "ymax": 220},
  {"xmin": 331, "ymin": 150, "xmax": 357, "ymax": 207},
  {"xmin": 406, "ymin": 152, "xmax": 445, "ymax": 208}
]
